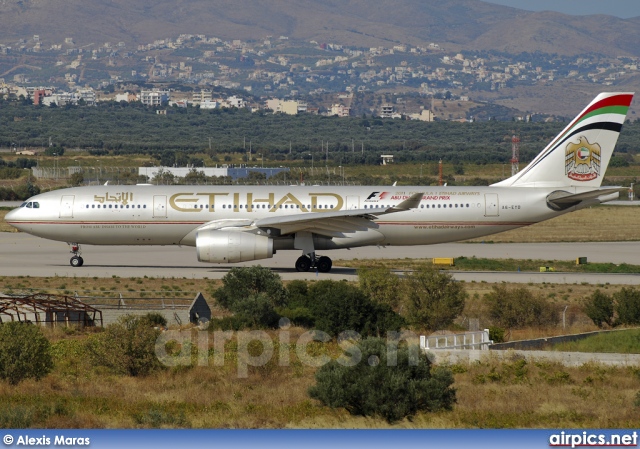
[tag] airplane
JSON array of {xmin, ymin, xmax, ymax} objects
[{"xmin": 4, "ymin": 92, "xmax": 634, "ymax": 273}]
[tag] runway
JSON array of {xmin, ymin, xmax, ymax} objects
[{"xmin": 2, "ymin": 232, "xmax": 640, "ymax": 284}]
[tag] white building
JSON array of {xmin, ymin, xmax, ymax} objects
[{"xmin": 140, "ymin": 89, "xmax": 170, "ymax": 106}]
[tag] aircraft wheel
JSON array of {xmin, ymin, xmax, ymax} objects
[
  {"xmin": 78, "ymin": 256, "xmax": 84, "ymax": 267},
  {"xmin": 70, "ymin": 256, "xmax": 82, "ymax": 267},
  {"xmin": 295, "ymin": 255, "xmax": 312, "ymax": 272},
  {"xmin": 317, "ymin": 256, "xmax": 332, "ymax": 273}
]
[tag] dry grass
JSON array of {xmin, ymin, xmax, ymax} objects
[
  {"xmin": 1, "ymin": 329, "xmax": 638, "ymax": 429},
  {"xmin": 465, "ymin": 206, "xmax": 640, "ymax": 243}
]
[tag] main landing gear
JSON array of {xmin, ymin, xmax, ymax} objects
[
  {"xmin": 295, "ymin": 253, "xmax": 333, "ymax": 273},
  {"xmin": 69, "ymin": 243, "xmax": 84, "ymax": 267}
]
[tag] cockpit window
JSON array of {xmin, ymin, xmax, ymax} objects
[
  {"xmin": 20, "ymin": 202, "xmax": 26, "ymax": 207},
  {"xmin": 32, "ymin": 202, "xmax": 40, "ymax": 208},
  {"xmin": 26, "ymin": 202, "xmax": 32, "ymax": 208}
]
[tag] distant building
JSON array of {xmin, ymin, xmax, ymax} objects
[
  {"xmin": 330, "ymin": 103, "xmax": 350, "ymax": 117},
  {"xmin": 138, "ymin": 166, "xmax": 289, "ymax": 181},
  {"xmin": 140, "ymin": 89, "xmax": 170, "ymax": 106},
  {"xmin": 380, "ymin": 103, "xmax": 394, "ymax": 118}
]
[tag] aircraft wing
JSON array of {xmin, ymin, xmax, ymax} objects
[{"xmin": 254, "ymin": 192, "xmax": 424, "ymax": 237}]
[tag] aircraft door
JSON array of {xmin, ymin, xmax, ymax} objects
[
  {"xmin": 484, "ymin": 193, "xmax": 499, "ymax": 217},
  {"xmin": 153, "ymin": 195, "xmax": 167, "ymax": 218},
  {"xmin": 346, "ymin": 195, "xmax": 360, "ymax": 210},
  {"xmin": 60, "ymin": 195, "xmax": 75, "ymax": 218}
]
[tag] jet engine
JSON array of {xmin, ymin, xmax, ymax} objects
[{"xmin": 196, "ymin": 230, "xmax": 274, "ymax": 263}]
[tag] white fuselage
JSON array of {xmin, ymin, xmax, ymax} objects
[{"xmin": 6, "ymin": 184, "xmax": 577, "ymax": 250}]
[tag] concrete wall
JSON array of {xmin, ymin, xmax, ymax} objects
[{"xmin": 426, "ymin": 349, "xmax": 640, "ymax": 367}]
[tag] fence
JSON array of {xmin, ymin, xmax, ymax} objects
[{"xmin": 420, "ymin": 329, "xmax": 492, "ymax": 350}]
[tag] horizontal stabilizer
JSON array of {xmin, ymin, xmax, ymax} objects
[{"xmin": 546, "ymin": 187, "xmax": 625, "ymax": 210}]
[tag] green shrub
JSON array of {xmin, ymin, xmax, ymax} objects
[
  {"xmin": 307, "ymin": 280, "xmax": 404, "ymax": 337},
  {"xmin": 214, "ymin": 266, "xmax": 287, "ymax": 310},
  {"xmin": 485, "ymin": 285, "xmax": 560, "ymax": 329},
  {"xmin": 614, "ymin": 287, "xmax": 640, "ymax": 326},
  {"xmin": 87, "ymin": 315, "xmax": 163, "ymax": 376},
  {"xmin": 489, "ymin": 326, "xmax": 505, "ymax": 343},
  {"xmin": 0, "ymin": 322, "xmax": 53, "ymax": 385},
  {"xmin": 584, "ymin": 290, "xmax": 615, "ymax": 328},
  {"xmin": 308, "ymin": 337, "xmax": 456, "ymax": 423},
  {"xmin": 358, "ymin": 265, "xmax": 402, "ymax": 309},
  {"xmin": 142, "ymin": 312, "xmax": 168, "ymax": 328},
  {"xmin": 229, "ymin": 293, "xmax": 281, "ymax": 329},
  {"xmin": 403, "ymin": 265, "xmax": 466, "ymax": 331}
]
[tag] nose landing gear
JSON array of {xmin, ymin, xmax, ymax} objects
[{"xmin": 69, "ymin": 243, "xmax": 84, "ymax": 267}]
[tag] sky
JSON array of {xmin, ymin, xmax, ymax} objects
[{"xmin": 482, "ymin": 0, "xmax": 640, "ymax": 18}]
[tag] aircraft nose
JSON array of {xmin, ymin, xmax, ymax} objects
[
  {"xmin": 4, "ymin": 208, "xmax": 18, "ymax": 222},
  {"xmin": 4, "ymin": 207, "xmax": 24, "ymax": 230}
]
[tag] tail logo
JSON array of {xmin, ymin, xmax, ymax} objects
[{"xmin": 565, "ymin": 136, "xmax": 601, "ymax": 182}]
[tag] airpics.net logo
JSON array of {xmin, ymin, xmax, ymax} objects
[
  {"xmin": 154, "ymin": 318, "xmax": 423, "ymax": 378},
  {"xmin": 549, "ymin": 431, "xmax": 638, "ymax": 448}
]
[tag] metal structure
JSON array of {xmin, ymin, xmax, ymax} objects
[
  {"xmin": 0, "ymin": 293, "xmax": 103, "ymax": 327},
  {"xmin": 420, "ymin": 329, "xmax": 493, "ymax": 350},
  {"xmin": 511, "ymin": 134, "xmax": 520, "ymax": 176}
]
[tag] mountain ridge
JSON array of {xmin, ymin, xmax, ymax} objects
[{"xmin": 1, "ymin": 0, "xmax": 639, "ymax": 57}]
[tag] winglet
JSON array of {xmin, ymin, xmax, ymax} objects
[{"xmin": 388, "ymin": 192, "xmax": 423, "ymax": 212}]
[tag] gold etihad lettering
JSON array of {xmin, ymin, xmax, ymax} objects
[
  {"xmin": 93, "ymin": 191, "xmax": 133, "ymax": 205},
  {"xmin": 168, "ymin": 192, "xmax": 343, "ymax": 213}
]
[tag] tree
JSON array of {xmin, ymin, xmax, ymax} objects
[
  {"xmin": 87, "ymin": 315, "xmax": 163, "ymax": 376},
  {"xmin": 614, "ymin": 287, "xmax": 640, "ymax": 326},
  {"xmin": 0, "ymin": 322, "xmax": 53, "ymax": 385},
  {"xmin": 68, "ymin": 171, "xmax": 84, "ymax": 187},
  {"xmin": 485, "ymin": 285, "xmax": 560, "ymax": 329},
  {"xmin": 214, "ymin": 266, "xmax": 287, "ymax": 310},
  {"xmin": 358, "ymin": 265, "xmax": 402, "ymax": 310},
  {"xmin": 403, "ymin": 265, "xmax": 466, "ymax": 331},
  {"xmin": 306, "ymin": 280, "xmax": 404, "ymax": 338},
  {"xmin": 183, "ymin": 168, "xmax": 207, "ymax": 184},
  {"xmin": 584, "ymin": 290, "xmax": 615, "ymax": 328},
  {"xmin": 308, "ymin": 337, "xmax": 456, "ymax": 423}
]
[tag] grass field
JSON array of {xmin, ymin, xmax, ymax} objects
[
  {"xmin": 1, "ymin": 327, "xmax": 638, "ymax": 429},
  {"xmin": 552, "ymin": 329, "xmax": 640, "ymax": 354}
]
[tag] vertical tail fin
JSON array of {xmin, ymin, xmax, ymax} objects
[{"xmin": 493, "ymin": 92, "xmax": 634, "ymax": 188}]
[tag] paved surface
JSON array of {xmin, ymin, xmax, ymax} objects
[{"xmin": 2, "ymin": 232, "xmax": 640, "ymax": 283}]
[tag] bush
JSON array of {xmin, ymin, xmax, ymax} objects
[
  {"xmin": 306, "ymin": 280, "xmax": 404, "ymax": 337},
  {"xmin": 308, "ymin": 337, "xmax": 456, "ymax": 423},
  {"xmin": 485, "ymin": 285, "xmax": 560, "ymax": 329},
  {"xmin": 488, "ymin": 326, "xmax": 506, "ymax": 343},
  {"xmin": 0, "ymin": 322, "xmax": 53, "ymax": 385},
  {"xmin": 614, "ymin": 287, "xmax": 640, "ymax": 326},
  {"xmin": 87, "ymin": 315, "xmax": 163, "ymax": 376},
  {"xmin": 142, "ymin": 312, "xmax": 168, "ymax": 328},
  {"xmin": 229, "ymin": 293, "xmax": 281, "ymax": 328},
  {"xmin": 358, "ymin": 265, "xmax": 402, "ymax": 309},
  {"xmin": 403, "ymin": 265, "xmax": 466, "ymax": 331},
  {"xmin": 214, "ymin": 266, "xmax": 287, "ymax": 310},
  {"xmin": 584, "ymin": 290, "xmax": 615, "ymax": 328}
]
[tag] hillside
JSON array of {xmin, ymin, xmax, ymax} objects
[{"xmin": 1, "ymin": 0, "xmax": 639, "ymax": 57}]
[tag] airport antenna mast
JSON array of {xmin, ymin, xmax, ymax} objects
[{"xmin": 510, "ymin": 134, "xmax": 520, "ymax": 176}]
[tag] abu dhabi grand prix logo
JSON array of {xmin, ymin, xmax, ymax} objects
[{"xmin": 565, "ymin": 136, "xmax": 601, "ymax": 182}]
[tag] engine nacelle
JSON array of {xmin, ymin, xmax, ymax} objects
[{"xmin": 196, "ymin": 230, "xmax": 274, "ymax": 263}]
